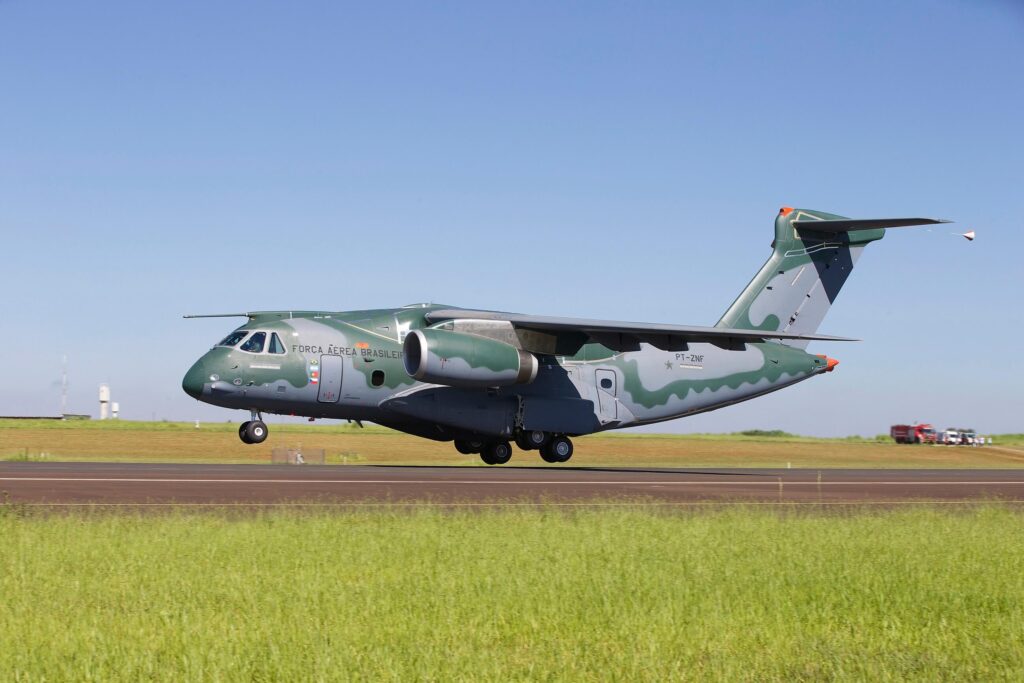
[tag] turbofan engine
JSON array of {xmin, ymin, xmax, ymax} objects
[{"xmin": 403, "ymin": 329, "xmax": 538, "ymax": 388}]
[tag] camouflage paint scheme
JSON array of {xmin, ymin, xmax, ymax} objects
[{"xmin": 182, "ymin": 208, "xmax": 938, "ymax": 447}]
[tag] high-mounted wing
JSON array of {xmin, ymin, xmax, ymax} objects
[
  {"xmin": 183, "ymin": 313, "xmax": 250, "ymax": 319},
  {"xmin": 184, "ymin": 311, "xmax": 332, "ymax": 321},
  {"xmin": 423, "ymin": 308, "xmax": 856, "ymax": 355}
]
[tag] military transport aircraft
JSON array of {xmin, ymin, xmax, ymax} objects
[{"xmin": 183, "ymin": 207, "xmax": 949, "ymax": 464}]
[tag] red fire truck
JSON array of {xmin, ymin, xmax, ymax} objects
[{"xmin": 890, "ymin": 424, "xmax": 938, "ymax": 444}]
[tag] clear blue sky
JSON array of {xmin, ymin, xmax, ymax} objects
[{"xmin": 1, "ymin": 1, "xmax": 1021, "ymax": 435}]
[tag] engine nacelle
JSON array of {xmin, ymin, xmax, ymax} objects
[{"xmin": 403, "ymin": 329, "xmax": 538, "ymax": 388}]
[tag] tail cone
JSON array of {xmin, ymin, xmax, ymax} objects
[{"xmin": 816, "ymin": 354, "xmax": 840, "ymax": 373}]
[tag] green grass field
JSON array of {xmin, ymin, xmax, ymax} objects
[
  {"xmin": 2, "ymin": 419, "xmax": 1022, "ymax": 468},
  {"xmin": 2, "ymin": 505, "xmax": 1023, "ymax": 681}
]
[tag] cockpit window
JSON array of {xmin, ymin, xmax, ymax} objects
[
  {"xmin": 269, "ymin": 333, "xmax": 286, "ymax": 354},
  {"xmin": 218, "ymin": 331, "xmax": 249, "ymax": 347},
  {"xmin": 240, "ymin": 331, "xmax": 266, "ymax": 353}
]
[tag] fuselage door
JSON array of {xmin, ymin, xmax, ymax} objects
[
  {"xmin": 595, "ymin": 368, "xmax": 618, "ymax": 422},
  {"xmin": 317, "ymin": 355, "xmax": 343, "ymax": 403}
]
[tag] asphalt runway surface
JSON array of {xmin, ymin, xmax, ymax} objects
[{"xmin": 4, "ymin": 462, "xmax": 1024, "ymax": 507}]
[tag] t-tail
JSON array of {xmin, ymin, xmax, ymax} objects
[{"xmin": 716, "ymin": 207, "xmax": 949, "ymax": 348}]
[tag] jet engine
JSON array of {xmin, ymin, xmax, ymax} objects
[{"xmin": 403, "ymin": 329, "xmax": 538, "ymax": 388}]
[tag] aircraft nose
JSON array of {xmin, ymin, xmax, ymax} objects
[{"xmin": 182, "ymin": 359, "xmax": 208, "ymax": 399}]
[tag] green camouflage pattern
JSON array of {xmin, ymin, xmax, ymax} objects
[
  {"xmin": 717, "ymin": 208, "xmax": 884, "ymax": 347},
  {"xmin": 183, "ymin": 208, "xmax": 896, "ymax": 445}
]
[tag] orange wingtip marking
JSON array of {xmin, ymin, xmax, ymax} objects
[
  {"xmin": 779, "ymin": 206, "xmax": 794, "ymax": 216},
  {"xmin": 355, "ymin": 342, "xmax": 369, "ymax": 349}
]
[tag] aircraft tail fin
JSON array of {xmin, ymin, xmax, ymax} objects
[{"xmin": 715, "ymin": 207, "xmax": 949, "ymax": 348}]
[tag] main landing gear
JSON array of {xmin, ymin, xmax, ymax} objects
[
  {"xmin": 539, "ymin": 435, "xmax": 573, "ymax": 464},
  {"xmin": 454, "ymin": 431, "xmax": 574, "ymax": 465},
  {"xmin": 238, "ymin": 410, "xmax": 269, "ymax": 444},
  {"xmin": 480, "ymin": 441, "xmax": 513, "ymax": 466}
]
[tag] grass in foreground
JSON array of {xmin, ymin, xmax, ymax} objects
[
  {"xmin": 1, "ymin": 420, "xmax": 1023, "ymax": 467},
  {"xmin": 2, "ymin": 505, "xmax": 1024, "ymax": 681}
]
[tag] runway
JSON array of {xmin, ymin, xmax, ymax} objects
[{"xmin": 4, "ymin": 462, "xmax": 1024, "ymax": 506}]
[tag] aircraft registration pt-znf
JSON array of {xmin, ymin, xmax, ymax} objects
[{"xmin": 183, "ymin": 208, "xmax": 949, "ymax": 465}]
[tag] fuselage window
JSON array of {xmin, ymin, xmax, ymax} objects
[
  {"xmin": 600, "ymin": 378, "xmax": 613, "ymax": 390},
  {"xmin": 240, "ymin": 332, "xmax": 266, "ymax": 353},
  {"xmin": 218, "ymin": 331, "xmax": 249, "ymax": 347},
  {"xmin": 371, "ymin": 370, "xmax": 385, "ymax": 387},
  {"xmin": 269, "ymin": 333, "xmax": 286, "ymax": 354}
]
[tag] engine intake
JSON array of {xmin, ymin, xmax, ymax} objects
[{"xmin": 403, "ymin": 329, "xmax": 538, "ymax": 388}]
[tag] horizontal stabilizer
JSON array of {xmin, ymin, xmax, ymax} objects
[{"xmin": 792, "ymin": 217, "xmax": 951, "ymax": 232}]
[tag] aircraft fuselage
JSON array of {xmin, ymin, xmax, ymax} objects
[
  {"xmin": 183, "ymin": 205, "xmax": 942, "ymax": 464},
  {"xmin": 183, "ymin": 304, "xmax": 830, "ymax": 451}
]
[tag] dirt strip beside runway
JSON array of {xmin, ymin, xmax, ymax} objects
[{"xmin": 4, "ymin": 462, "xmax": 1024, "ymax": 506}]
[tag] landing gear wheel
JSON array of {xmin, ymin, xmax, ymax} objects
[
  {"xmin": 238, "ymin": 421, "xmax": 252, "ymax": 444},
  {"xmin": 454, "ymin": 439, "xmax": 483, "ymax": 455},
  {"xmin": 480, "ymin": 441, "xmax": 513, "ymax": 465},
  {"xmin": 515, "ymin": 430, "xmax": 548, "ymax": 451},
  {"xmin": 540, "ymin": 435, "xmax": 573, "ymax": 463},
  {"xmin": 244, "ymin": 420, "xmax": 269, "ymax": 444}
]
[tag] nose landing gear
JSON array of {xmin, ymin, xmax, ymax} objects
[{"xmin": 238, "ymin": 410, "xmax": 269, "ymax": 444}]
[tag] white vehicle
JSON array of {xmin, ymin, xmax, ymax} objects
[{"xmin": 941, "ymin": 429, "xmax": 960, "ymax": 445}]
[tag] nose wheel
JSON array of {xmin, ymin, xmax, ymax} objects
[{"xmin": 238, "ymin": 412, "xmax": 269, "ymax": 444}]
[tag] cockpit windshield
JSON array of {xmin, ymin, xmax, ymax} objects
[
  {"xmin": 217, "ymin": 330, "xmax": 249, "ymax": 347},
  {"xmin": 269, "ymin": 332, "xmax": 286, "ymax": 354},
  {"xmin": 240, "ymin": 332, "xmax": 266, "ymax": 353}
]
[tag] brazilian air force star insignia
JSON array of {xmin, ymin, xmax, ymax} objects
[{"xmin": 665, "ymin": 360, "xmax": 673, "ymax": 370}]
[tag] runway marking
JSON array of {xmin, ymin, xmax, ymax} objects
[
  {"xmin": 10, "ymin": 500, "xmax": 1024, "ymax": 508},
  {"xmin": 4, "ymin": 477, "xmax": 1024, "ymax": 486},
  {"xmin": 8, "ymin": 499, "xmax": 1024, "ymax": 509}
]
